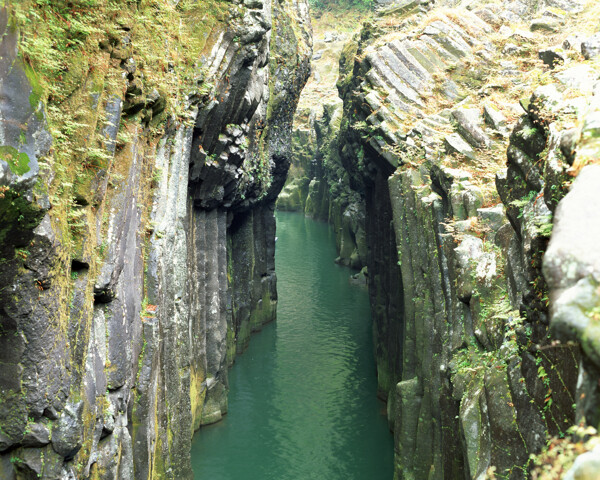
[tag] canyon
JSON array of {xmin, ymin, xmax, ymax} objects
[{"xmin": 2, "ymin": 0, "xmax": 600, "ymax": 479}]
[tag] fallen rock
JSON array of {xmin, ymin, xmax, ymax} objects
[
  {"xmin": 511, "ymin": 29, "xmax": 535, "ymax": 41},
  {"xmin": 483, "ymin": 102, "xmax": 508, "ymax": 134},
  {"xmin": 542, "ymin": 7, "xmax": 567, "ymax": 19},
  {"xmin": 530, "ymin": 17, "xmax": 561, "ymax": 32},
  {"xmin": 444, "ymin": 133, "xmax": 476, "ymax": 159},
  {"xmin": 455, "ymin": 235, "xmax": 483, "ymax": 302},
  {"xmin": 477, "ymin": 204, "xmax": 506, "ymax": 233},
  {"xmin": 323, "ymin": 31, "xmax": 335, "ymax": 43},
  {"xmin": 545, "ymin": 0, "xmax": 584, "ymax": 13},
  {"xmin": 452, "ymin": 107, "xmax": 492, "ymax": 149},
  {"xmin": 555, "ymin": 64, "xmax": 598, "ymax": 94},
  {"xmin": 563, "ymin": 35, "xmax": 582, "ymax": 51},
  {"xmin": 51, "ymin": 401, "xmax": 84, "ymax": 460},
  {"xmin": 502, "ymin": 42, "xmax": 520, "ymax": 55},
  {"xmin": 22, "ymin": 423, "xmax": 51, "ymax": 448}
]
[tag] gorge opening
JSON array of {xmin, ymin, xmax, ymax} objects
[{"xmin": 191, "ymin": 211, "xmax": 393, "ymax": 479}]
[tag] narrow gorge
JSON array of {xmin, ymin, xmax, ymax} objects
[{"xmin": 2, "ymin": 0, "xmax": 600, "ymax": 479}]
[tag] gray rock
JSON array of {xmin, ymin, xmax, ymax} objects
[
  {"xmin": 530, "ymin": 17, "xmax": 561, "ymax": 32},
  {"xmin": 528, "ymin": 83, "xmax": 562, "ymax": 127},
  {"xmin": 455, "ymin": 235, "xmax": 483, "ymax": 302},
  {"xmin": 502, "ymin": 42, "xmax": 520, "ymax": 55},
  {"xmin": 452, "ymin": 107, "xmax": 492, "ymax": 149},
  {"xmin": 0, "ymin": 10, "xmax": 51, "ymax": 189},
  {"xmin": 459, "ymin": 386, "xmax": 491, "ymax": 478},
  {"xmin": 544, "ymin": 166, "xmax": 600, "ymax": 366},
  {"xmin": 545, "ymin": 0, "xmax": 584, "ymax": 13},
  {"xmin": 474, "ymin": 8, "xmax": 501, "ymax": 26},
  {"xmin": 544, "ymin": 165, "xmax": 600, "ymax": 291},
  {"xmin": 22, "ymin": 422, "xmax": 51, "ymax": 447},
  {"xmin": 444, "ymin": 133, "xmax": 476, "ymax": 159},
  {"xmin": 483, "ymin": 102, "xmax": 508, "ymax": 134},
  {"xmin": 555, "ymin": 65, "xmax": 597, "ymax": 94},
  {"xmin": 379, "ymin": 0, "xmax": 420, "ymax": 15},
  {"xmin": 13, "ymin": 446, "xmax": 63, "ymax": 479},
  {"xmin": 477, "ymin": 204, "xmax": 506, "ymax": 233},
  {"xmin": 0, "ymin": 454, "xmax": 16, "ymax": 480},
  {"xmin": 541, "ymin": 7, "xmax": 567, "ymax": 19},
  {"xmin": 563, "ymin": 35, "xmax": 582, "ymax": 52},
  {"xmin": 510, "ymin": 29, "xmax": 534, "ymax": 41},
  {"xmin": 52, "ymin": 401, "xmax": 84, "ymax": 460},
  {"xmin": 560, "ymin": 128, "xmax": 580, "ymax": 165},
  {"xmin": 495, "ymin": 223, "xmax": 514, "ymax": 251},
  {"xmin": 581, "ymin": 33, "xmax": 600, "ymax": 60},
  {"xmin": 102, "ymin": 95, "xmax": 123, "ymax": 156},
  {"xmin": 244, "ymin": 0, "xmax": 263, "ymax": 8}
]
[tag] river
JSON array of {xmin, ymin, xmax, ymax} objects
[{"xmin": 191, "ymin": 211, "xmax": 393, "ymax": 479}]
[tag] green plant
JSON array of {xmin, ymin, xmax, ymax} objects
[
  {"xmin": 15, "ymin": 248, "xmax": 30, "ymax": 260},
  {"xmin": 512, "ymin": 190, "xmax": 537, "ymax": 219},
  {"xmin": 151, "ymin": 167, "xmax": 163, "ymax": 185}
]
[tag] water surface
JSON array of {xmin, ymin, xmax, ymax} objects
[{"xmin": 191, "ymin": 211, "xmax": 393, "ymax": 479}]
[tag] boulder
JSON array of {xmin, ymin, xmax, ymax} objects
[
  {"xmin": 530, "ymin": 17, "xmax": 561, "ymax": 32},
  {"xmin": 581, "ymin": 33, "xmax": 600, "ymax": 60}
]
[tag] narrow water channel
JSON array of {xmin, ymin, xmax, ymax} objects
[{"xmin": 191, "ymin": 211, "xmax": 393, "ymax": 479}]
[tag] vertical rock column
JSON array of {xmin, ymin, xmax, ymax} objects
[{"xmin": 229, "ymin": 203, "xmax": 278, "ymax": 360}]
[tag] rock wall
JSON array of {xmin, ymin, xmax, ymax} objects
[
  {"xmin": 331, "ymin": 0, "xmax": 600, "ymax": 477},
  {"xmin": 0, "ymin": 1, "xmax": 310, "ymax": 479}
]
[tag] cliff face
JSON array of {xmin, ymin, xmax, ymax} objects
[
  {"xmin": 0, "ymin": 1, "xmax": 310, "ymax": 479},
  {"xmin": 295, "ymin": 0, "xmax": 600, "ymax": 477}
]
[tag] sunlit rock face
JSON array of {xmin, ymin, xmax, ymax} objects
[{"xmin": 0, "ymin": 0, "xmax": 310, "ymax": 478}]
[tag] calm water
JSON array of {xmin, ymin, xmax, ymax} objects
[{"xmin": 191, "ymin": 211, "xmax": 393, "ymax": 480}]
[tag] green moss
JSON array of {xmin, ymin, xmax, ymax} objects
[
  {"xmin": 23, "ymin": 63, "xmax": 43, "ymax": 112},
  {"xmin": 0, "ymin": 390, "xmax": 28, "ymax": 444},
  {"xmin": 226, "ymin": 326, "xmax": 237, "ymax": 366},
  {"xmin": 0, "ymin": 187, "xmax": 44, "ymax": 245},
  {"xmin": 236, "ymin": 318, "xmax": 251, "ymax": 354},
  {"xmin": 0, "ymin": 146, "xmax": 30, "ymax": 176},
  {"xmin": 376, "ymin": 352, "xmax": 393, "ymax": 397},
  {"xmin": 337, "ymin": 40, "xmax": 359, "ymax": 93},
  {"xmin": 249, "ymin": 289, "xmax": 276, "ymax": 331},
  {"xmin": 152, "ymin": 436, "xmax": 168, "ymax": 480}
]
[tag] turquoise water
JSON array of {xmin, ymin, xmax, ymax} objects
[{"xmin": 191, "ymin": 211, "xmax": 393, "ymax": 480}]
